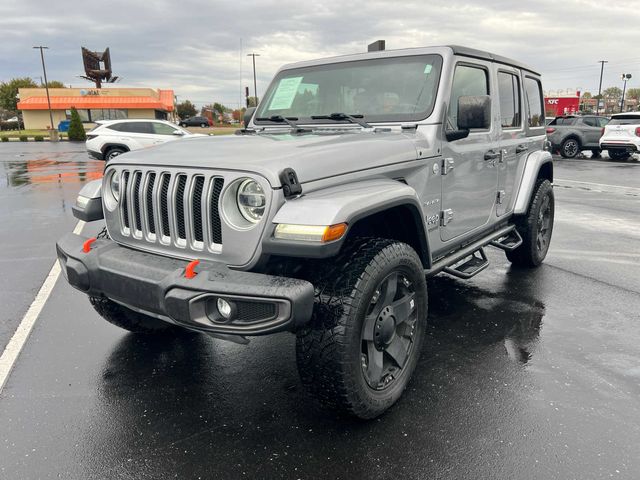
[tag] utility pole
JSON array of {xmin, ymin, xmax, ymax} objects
[
  {"xmin": 33, "ymin": 46, "xmax": 55, "ymax": 130},
  {"xmin": 596, "ymin": 60, "xmax": 608, "ymax": 116},
  {"xmin": 247, "ymin": 53, "xmax": 260, "ymax": 105}
]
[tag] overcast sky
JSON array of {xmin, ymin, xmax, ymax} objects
[{"xmin": 2, "ymin": 0, "xmax": 639, "ymax": 109}]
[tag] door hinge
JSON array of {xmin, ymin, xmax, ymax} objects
[
  {"xmin": 440, "ymin": 209, "xmax": 454, "ymax": 226},
  {"xmin": 442, "ymin": 158, "xmax": 455, "ymax": 175},
  {"xmin": 497, "ymin": 190, "xmax": 506, "ymax": 204}
]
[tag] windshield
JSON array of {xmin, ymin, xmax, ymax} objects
[{"xmin": 255, "ymin": 54, "xmax": 443, "ymax": 124}]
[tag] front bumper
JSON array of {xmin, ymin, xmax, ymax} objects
[{"xmin": 56, "ymin": 233, "xmax": 315, "ymax": 336}]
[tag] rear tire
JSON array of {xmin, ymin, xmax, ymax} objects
[
  {"xmin": 89, "ymin": 296, "xmax": 188, "ymax": 334},
  {"xmin": 296, "ymin": 238, "xmax": 428, "ymax": 419},
  {"xmin": 105, "ymin": 147, "xmax": 126, "ymax": 161},
  {"xmin": 608, "ymin": 149, "xmax": 631, "ymax": 161},
  {"xmin": 506, "ymin": 179, "xmax": 554, "ymax": 267},
  {"xmin": 200, "ymin": 123, "xmax": 207, "ymax": 128},
  {"xmin": 560, "ymin": 138, "xmax": 580, "ymax": 158},
  {"xmin": 591, "ymin": 148, "xmax": 601, "ymax": 158}
]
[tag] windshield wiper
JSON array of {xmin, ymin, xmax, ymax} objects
[
  {"xmin": 255, "ymin": 115, "xmax": 309, "ymax": 132},
  {"xmin": 310, "ymin": 112, "xmax": 371, "ymax": 128}
]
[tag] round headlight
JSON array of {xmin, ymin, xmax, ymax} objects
[
  {"xmin": 110, "ymin": 171, "xmax": 120, "ymax": 202},
  {"xmin": 237, "ymin": 179, "xmax": 265, "ymax": 223}
]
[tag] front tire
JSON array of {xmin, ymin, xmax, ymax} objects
[
  {"xmin": 560, "ymin": 137, "xmax": 580, "ymax": 158},
  {"xmin": 296, "ymin": 238, "xmax": 428, "ymax": 419},
  {"xmin": 507, "ymin": 179, "xmax": 554, "ymax": 267},
  {"xmin": 89, "ymin": 296, "xmax": 187, "ymax": 334}
]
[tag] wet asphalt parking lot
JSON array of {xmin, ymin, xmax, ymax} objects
[{"xmin": 0, "ymin": 142, "xmax": 639, "ymax": 479}]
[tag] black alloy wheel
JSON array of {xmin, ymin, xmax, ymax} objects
[
  {"xmin": 560, "ymin": 138, "xmax": 580, "ymax": 158},
  {"xmin": 361, "ymin": 271, "xmax": 418, "ymax": 390}
]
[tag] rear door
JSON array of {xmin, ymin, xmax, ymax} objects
[
  {"xmin": 580, "ymin": 116, "xmax": 604, "ymax": 147},
  {"xmin": 440, "ymin": 60, "xmax": 499, "ymax": 241},
  {"xmin": 119, "ymin": 122, "xmax": 157, "ymax": 148},
  {"xmin": 495, "ymin": 66, "xmax": 525, "ymax": 216}
]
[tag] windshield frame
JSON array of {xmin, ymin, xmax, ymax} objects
[{"xmin": 254, "ymin": 54, "xmax": 443, "ymax": 126}]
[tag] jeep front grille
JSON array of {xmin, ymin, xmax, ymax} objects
[{"xmin": 118, "ymin": 169, "xmax": 225, "ymax": 251}]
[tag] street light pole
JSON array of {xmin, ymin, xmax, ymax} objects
[
  {"xmin": 247, "ymin": 53, "xmax": 260, "ymax": 106},
  {"xmin": 33, "ymin": 46, "xmax": 55, "ymax": 130},
  {"xmin": 596, "ymin": 60, "xmax": 608, "ymax": 116},
  {"xmin": 620, "ymin": 74, "xmax": 632, "ymax": 113}
]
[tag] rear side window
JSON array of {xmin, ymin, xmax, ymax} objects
[
  {"xmin": 582, "ymin": 117, "xmax": 598, "ymax": 127},
  {"xmin": 524, "ymin": 77, "xmax": 544, "ymax": 127},
  {"xmin": 113, "ymin": 122, "xmax": 154, "ymax": 134},
  {"xmin": 497, "ymin": 71, "xmax": 521, "ymax": 128},
  {"xmin": 448, "ymin": 64, "xmax": 489, "ymax": 130}
]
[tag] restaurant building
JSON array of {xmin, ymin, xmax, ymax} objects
[{"xmin": 17, "ymin": 87, "xmax": 175, "ymax": 130}]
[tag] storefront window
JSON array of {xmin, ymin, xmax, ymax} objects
[{"xmin": 66, "ymin": 109, "xmax": 128, "ymax": 122}]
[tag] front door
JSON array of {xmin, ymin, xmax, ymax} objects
[{"xmin": 440, "ymin": 61, "xmax": 498, "ymax": 241}]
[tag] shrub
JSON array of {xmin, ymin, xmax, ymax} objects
[
  {"xmin": 1, "ymin": 136, "xmax": 8, "ymax": 142},
  {"xmin": 67, "ymin": 107, "xmax": 86, "ymax": 141},
  {"xmin": 34, "ymin": 135, "xmax": 44, "ymax": 142},
  {"xmin": 19, "ymin": 135, "xmax": 28, "ymax": 142}
]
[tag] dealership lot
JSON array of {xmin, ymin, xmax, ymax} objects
[{"xmin": 0, "ymin": 143, "xmax": 639, "ymax": 479}]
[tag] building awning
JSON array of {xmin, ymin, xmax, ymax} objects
[{"xmin": 18, "ymin": 91, "xmax": 174, "ymax": 112}]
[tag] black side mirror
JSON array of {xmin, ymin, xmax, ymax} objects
[
  {"xmin": 457, "ymin": 95, "xmax": 491, "ymax": 130},
  {"xmin": 243, "ymin": 107, "xmax": 256, "ymax": 128}
]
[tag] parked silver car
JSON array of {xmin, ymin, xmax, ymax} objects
[
  {"xmin": 58, "ymin": 45, "xmax": 554, "ymax": 419},
  {"xmin": 546, "ymin": 115, "xmax": 609, "ymax": 158}
]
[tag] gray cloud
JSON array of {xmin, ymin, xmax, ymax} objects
[{"xmin": 2, "ymin": 0, "xmax": 639, "ymax": 108}]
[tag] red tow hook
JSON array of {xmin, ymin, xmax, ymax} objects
[
  {"xmin": 82, "ymin": 237, "xmax": 97, "ymax": 253},
  {"xmin": 185, "ymin": 259, "xmax": 200, "ymax": 279}
]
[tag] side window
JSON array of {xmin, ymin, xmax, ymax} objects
[
  {"xmin": 448, "ymin": 64, "xmax": 489, "ymax": 130},
  {"xmin": 597, "ymin": 117, "xmax": 609, "ymax": 127},
  {"xmin": 107, "ymin": 123, "xmax": 124, "ymax": 132},
  {"xmin": 583, "ymin": 117, "xmax": 598, "ymax": 127},
  {"xmin": 152, "ymin": 122, "xmax": 178, "ymax": 135},
  {"xmin": 123, "ymin": 122, "xmax": 153, "ymax": 134},
  {"xmin": 497, "ymin": 71, "xmax": 521, "ymax": 128},
  {"xmin": 524, "ymin": 77, "xmax": 544, "ymax": 127}
]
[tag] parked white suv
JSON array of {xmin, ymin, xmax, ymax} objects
[
  {"xmin": 86, "ymin": 119, "xmax": 203, "ymax": 161},
  {"xmin": 600, "ymin": 113, "xmax": 640, "ymax": 160}
]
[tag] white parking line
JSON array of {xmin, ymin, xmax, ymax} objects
[
  {"xmin": 0, "ymin": 220, "xmax": 85, "ymax": 394},
  {"xmin": 555, "ymin": 178, "xmax": 640, "ymax": 195}
]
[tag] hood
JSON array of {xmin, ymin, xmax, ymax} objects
[{"xmin": 110, "ymin": 129, "xmax": 419, "ymax": 187}]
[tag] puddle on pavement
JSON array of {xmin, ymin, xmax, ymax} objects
[{"xmin": 1, "ymin": 157, "xmax": 103, "ymax": 188}]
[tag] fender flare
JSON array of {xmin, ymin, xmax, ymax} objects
[
  {"xmin": 264, "ymin": 178, "xmax": 430, "ymax": 264},
  {"xmin": 101, "ymin": 143, "xmax": 130, "ymax": 155},
  {"xmin": 513, "ymin": 150, "xmax": 553, "ymax": 215}
]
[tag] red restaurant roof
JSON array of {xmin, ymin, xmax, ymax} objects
[{"xmin": 18, "ymin": 90, "xmax": 174, "ymax": 111}]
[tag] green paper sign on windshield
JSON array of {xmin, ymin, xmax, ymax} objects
[{"xmin": 268, "ymin": 76, "xmax": 303, "ymax": 110}]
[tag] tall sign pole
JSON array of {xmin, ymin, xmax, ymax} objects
[
  {"xmin": 247, "ymin": 53, "xmax": 260, "ymax": 105},
  {"xmin": 596, "ymin": 60, "xmax": 608, "ymax": 116},
  {"xmin": 33, "ymin": 46, "xmax": 54, "ymax": 130}
]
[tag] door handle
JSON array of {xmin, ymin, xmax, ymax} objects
[
  {"xmin": 516, "ymin": 144, "xmax": 528, "ymax": 154},
  {"xmin": 484, "ymin": 150, "xmax": 500, "ymax": 160}
]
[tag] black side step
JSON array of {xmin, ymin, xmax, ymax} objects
[
  {"xmin": 489, "ymin": 229, "xmax": 523, "ymax": 252},
  {"xmin": 443, "ymin": 248, "xmax": 489, "ymax": 279}
]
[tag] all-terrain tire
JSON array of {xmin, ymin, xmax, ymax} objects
[
  {"xmin": 296, "ymin": 238, "xmax": 428, "ymax": 419},
  {"xmin": 506, "ymin": 179, "xmax": 554, "ymax": 267},
  {"xmin": 89, "ymin": 296, "xmax": 187, "ymax": 334}
]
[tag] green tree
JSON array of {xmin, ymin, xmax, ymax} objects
[
  {"xmin": 67, "ymin": 107, "xmax": 86, "ymax": 141},
  {"xmin": 603, "ymin": 86, "xmax": 623, "ymax": 101},
  {"xmin": 213, "ymin": 102, "xmax": 227, "ymax": 117},
  {"xmin": 626, "ymin": 88, "xmax": 640, "ymax": 102},
  {"xmin": 581, "ymin": 91, "xmax": 592, "ymax": 99},
  {"xmin": 44, "ymin": 80, "xmax": 66, "ymax": 88},
  {"xmin": 177, "ymin": 100, "xmax": 197, "ymax": 119},
  {"xmin": 0, "ymin": 77, "xmax": 38, "ymax": 111}
]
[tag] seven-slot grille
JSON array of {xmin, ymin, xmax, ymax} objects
[{"xmin": 118, "ymin": 169, "xmax": 224, "ymax": 250}]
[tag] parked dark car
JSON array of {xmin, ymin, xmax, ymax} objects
[
  {"xmin": 179, "ymin": 116, "xmax": 213, "ymax": 128},
  {"xmin": 546, "ymin": 115, "xmax": 609, "ymax": 158}
]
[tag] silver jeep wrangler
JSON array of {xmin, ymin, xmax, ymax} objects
[{"xmin": 57, "ymin": 45, "xmax": 554, "ymax": 419}]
